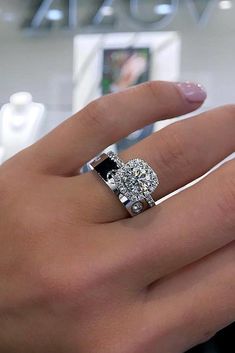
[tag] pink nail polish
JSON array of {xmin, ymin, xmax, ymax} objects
[{"xmin": 176, "ymin": 82, "xmax": 207, "ymax": 103}]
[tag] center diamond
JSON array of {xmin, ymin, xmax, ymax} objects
[{"xmin": 113, "ymin": 159, "xmax": 159, "ymax": 202}]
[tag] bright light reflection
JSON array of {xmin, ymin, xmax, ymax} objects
[
  {"xmin": 154, "ymin": 4, "xmax": 173, "ymax": 15},
  {"xmin": 46, "ymin": 9, "xmax": 64, "ymax": 21},
  {"xmin": 100, "ymin": 6, "xmax": 114, "ymax": 17},
  {"xmin": 219, "ymin": 0, "xmax": 232, "ymax": 10}
]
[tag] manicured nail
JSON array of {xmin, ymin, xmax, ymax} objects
[{"xmin": 176, "ymin": 82, "xmax": 207, "ymax": 103}]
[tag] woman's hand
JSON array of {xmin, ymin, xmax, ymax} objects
[{"xmin": 0, "ymin": 81, "xmax": 234, "ymax": 353}]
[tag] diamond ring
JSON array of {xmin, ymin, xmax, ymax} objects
[{"xmin": 90, "ymin": 151, "xmax": 159, "ymax": 216}]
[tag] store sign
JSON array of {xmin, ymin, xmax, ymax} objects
[{"xmin": 29, "ymin": 0, "xmax": 217, "ymax": 30}]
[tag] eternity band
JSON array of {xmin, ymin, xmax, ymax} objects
[{"xmin": 90, "ymin": 151, "xmax": 159, "ymax": 217}]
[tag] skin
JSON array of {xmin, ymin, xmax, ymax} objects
[{"xmin": 0, "ymin": 81, "xmax": 234, "ymax": 353}]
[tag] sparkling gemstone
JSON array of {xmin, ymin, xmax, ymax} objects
[
  {"xmin": 131, "ymin": 201, "xmax": 144, "ymax": 214},
  {"xmin": 114, "ymin": 159, "xmax": 159, "ymax": 201}
]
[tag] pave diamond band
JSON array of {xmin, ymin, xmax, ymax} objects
[
  {"xmin": 90, "ymin": 152, "xmax": 159, "ymax": 217},
  {"xmin": 107, "ymin": 151, "xmax": 124, "ymax": 168}
]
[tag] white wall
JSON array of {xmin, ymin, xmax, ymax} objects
[
  {"xmin": 0, "ymin": 1, "xmax": 235, "ymax": 132},
  {"xmin": 0, "ymin": 33, "xmax": 73, "ymax": 132},
  {"xmin": 72, "ymin": 3, "xmax": 235, "ymax": 113},
  {"xmin": 170, "ymin": 3, "xmax": 235, "ymax": 110}
]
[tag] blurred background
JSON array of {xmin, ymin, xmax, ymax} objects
[{"xmin": 0, "ymin": 0, "xmax": 234, "ymax": 351}]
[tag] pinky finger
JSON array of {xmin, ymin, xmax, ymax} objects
[{"xmin": 145, "ymin": 242, "xmax": 235, "ymax": 353}]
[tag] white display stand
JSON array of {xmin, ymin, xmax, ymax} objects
[{"xmin": 0, "ymin": 92, "xmax": 45, "ymax": 162}]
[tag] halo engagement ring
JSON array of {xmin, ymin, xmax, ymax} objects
[{"xmin": 90, "ymin": 151, "xmax": 159, "ymax": 217}]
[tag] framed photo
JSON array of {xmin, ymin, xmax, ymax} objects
[{"xmin": 102, "ymin": 47, "xmax": 151, "ymax": 94}]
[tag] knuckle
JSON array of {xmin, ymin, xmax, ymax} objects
[
  {"xmin": 37, "ymin": 250, "xmax": 100, "ymax": 304},
  {"xmin": 197, "ymin": 329, "xmax": 217, "ymax": 345},
  {"xmin": 143, "ymin": 80, "xmax": 160, "ymax": 99},
  {"xmin": 221, "ymin": 104, "xmax": 235, "ymax": 120},
  {"xmin": 142, "ymin": 80, "xmax": 167, "ymax": 104},
  {"xmin": 179, "ymin": 307, "xmax": 218, "ymax": 348},
  {"xmin": 216, "ymin": 160, "xmax": 235, "ymax": 227},
  {"xmin": 157, "ymin": 122, "xmax": 193, "ymax": 173},
  {"xmin": 83, "ymin": 98, "xmax": 109, "ymax": 132}
]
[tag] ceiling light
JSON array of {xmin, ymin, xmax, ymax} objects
[
  {"xmin": 100, "ymin": 5, "xmax": 114, "ymax": 17},
  {"xmin": 219, "ymin": 0, "xmax": 232, "ymax": 10},
  {"xmin": 154, "ymin": 4, "xmax": 173, "ymax": 15},
  {"xmin": 46, "ymin": 9, "xmax": 64, "ymax": 21}
]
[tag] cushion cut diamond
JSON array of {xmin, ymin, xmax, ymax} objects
[{"xmin": 113, "ymin": 159, "xmax": 159, "ymax": 201}]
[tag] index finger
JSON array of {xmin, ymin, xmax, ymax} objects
[{"xmin": 25, "ymin": 81, "xmax": 206, "ymax": 175}]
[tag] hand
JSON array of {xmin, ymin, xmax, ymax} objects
[{"xmin": 0, "ymin": 81, "xmax": 234, "ymax": 353}]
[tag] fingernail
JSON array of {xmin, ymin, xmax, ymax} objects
[{"xmin": 176, "ymin": 82, "xmax": 207, "ymax": 103}]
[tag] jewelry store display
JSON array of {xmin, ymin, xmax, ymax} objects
[{"xmin": 0, "ymin": 92, "xmax": 45, "ymax": 162}]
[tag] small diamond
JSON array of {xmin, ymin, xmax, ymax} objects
[
  {"xmin": 106, "ymin": 170, "xmax": 116, "ymax": 184},
  {"xmin": 144, "ymin": 194, "xmax": 155, "ymax": 207},
  {"xmin": 131, "ymin": 201, "xmax": 144, "ymax": 214},
  {"xmin": 107, "ymin": 151, "xmax": 124, "ymax": 167}
]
